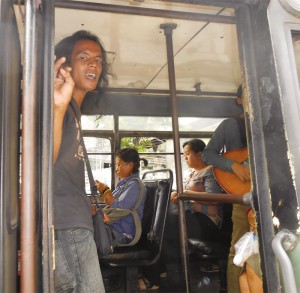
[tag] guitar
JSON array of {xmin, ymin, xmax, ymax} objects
[{"xmin": 213, "ymin": 148, "xmax": 251, "ymax": 195}]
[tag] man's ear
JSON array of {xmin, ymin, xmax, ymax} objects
[{"xmin": 236, "ymin": 97, "xmax": 243, "ymax": 105}]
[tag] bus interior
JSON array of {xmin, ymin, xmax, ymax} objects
[{"xmin": 1, "ymin": 0, "xmax": 300, "ymax": 292}]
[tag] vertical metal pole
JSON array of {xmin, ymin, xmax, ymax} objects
[
  {"xmin": 113, "ymin": 114, "xmax": 119, "ymax": 187},
  {"xmin": 41, "ymin": 0, "xmax": 55, "ymax": 291},
  {"xmin": 160, "ymin": 23, "xmax": 191, "ymax": 293},
  {"xmin": 21, "ymin": 0, "xmax": 37, "ymax": 292}
]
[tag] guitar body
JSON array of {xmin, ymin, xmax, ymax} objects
[{"xmin": 213, "ymin": 148, "xmax": 251, "ymax": 195}]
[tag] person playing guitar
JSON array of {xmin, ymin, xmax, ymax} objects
[{"xmin": 202, "ymin": 85, "xmax": 251, "ymax": 293}]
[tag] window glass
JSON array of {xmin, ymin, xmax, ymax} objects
[
  {"xmin": 84, "ymin": 136, "xmax": 111, "ymax": 153},
  {"xmin": 83, "ymin": 137, "xmax": 112, "ymax": 193},
  {"xmin": 179, "ymin": 117, "xmax": 224, "ymax": 132},
  {"xmin": 119, "ymin": 116, "xmax": 224, "ymax": 131},
  {"xmin": 292, "ymin": 31, "xmax": 300, "ymax": 85},
  {"xmin": 119, "ymin": 117, "xmax": 172, "ymax": 131},
  {"xmin": 81, "ymin": 115, "xmax": 114, "ymax": 130},
  {"xmin": 120, "ymin": 136, "xmax": 212, "ymax": 188}
]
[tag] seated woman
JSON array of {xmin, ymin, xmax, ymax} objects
[
  {"xmin": 171, "ymin": 138, "xmax": 224, "ymax": 240},
  {"xmin": 138, "ymin": 139, "xmax": 224, "ymax": 290},
  {"xmin": 96, "ymin": 148, "xmax": 148, "ymax": 245}
]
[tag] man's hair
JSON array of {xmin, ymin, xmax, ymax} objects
[
  {"xmin": 237, "ymin": 84, "xmax": 243, "ymax": 98},
  {"xmin": 182, "ymin": 139, "xmax": 206, "ymax": 153},
  {"xmin": 55, "ymin": 30, "xmax": 109, "ymax": 93}
]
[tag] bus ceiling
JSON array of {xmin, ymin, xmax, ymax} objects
[{"xmin": 14, "ymin": 0, "xmax": 248, "ymax": 102}]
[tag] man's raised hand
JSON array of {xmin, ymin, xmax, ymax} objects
[{"xmin": 54, "ymin": 57, "xmax": 74, "ymax": 109}]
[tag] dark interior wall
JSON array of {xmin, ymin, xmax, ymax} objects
[
  {"xmin": 0, "ymin": 0, "xmax": 21, "ymax": 292},
  {"xmin": 82, "ymin": 92, "xmax": 242, "ymax": 118}
]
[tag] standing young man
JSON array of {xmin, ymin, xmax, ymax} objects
[
  {"xmin": 202, "ymin": 85, "xmax": 250, "ymax": 293},
  {"xmin": 53, "ymin": 30, "xmax": 109, "ymax": 292}
]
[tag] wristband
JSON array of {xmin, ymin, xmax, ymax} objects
[
  {"xmin": 101, "ymin": 186, "xmax": 110, "ymax": 194},
  {"xmin": 103, "ymin": 188, "xmax": 111, "ymax": 196}
]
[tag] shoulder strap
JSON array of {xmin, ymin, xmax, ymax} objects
[
  {"xmin": 104, "ymin": 177, "xmax": 145, "ymax": 247},
  {"xmin": 130, "ymin": 178, "xmax": 145, "ymax": 211},
  {"xmin": 123, "ymin": 178, "xmax": 145, "ymax": 246},
  {"xmin": 70, "ymin": 99, "xmax": 100, "ymax": 208},
  {"xmin": 118, "ymin": 210, "xmax": 142, "ymax": 247}
]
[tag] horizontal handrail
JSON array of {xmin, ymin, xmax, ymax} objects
[{"xmin": 178, "ymin": 190, "xmax": 252, "ymax": 205}]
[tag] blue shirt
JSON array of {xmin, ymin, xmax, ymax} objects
[{"xmin": 110, "ymin": 173, "xmax": 145, "ymax": 237}]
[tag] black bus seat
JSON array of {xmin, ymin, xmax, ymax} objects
[
  {"xmin": 187, "ymin": 203, "xmax": 233, "ymax": 292},
  {"xmin": 99, "ymin": 169, "xmax": 173, "ymax": 292}
]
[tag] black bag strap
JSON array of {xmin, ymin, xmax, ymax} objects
[{"xmin": 70, "ymin": 99, "xmax": 100, "ymax": 208}]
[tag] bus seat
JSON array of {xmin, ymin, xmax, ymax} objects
[
  {"xmin": 187, "ymin": 203, "xmax": 232, "ymax": 292},
  {"xmin": 99, "ymin": 169, "xmax": 173, "ymax": 292}
]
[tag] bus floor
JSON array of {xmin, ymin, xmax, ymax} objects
[{"xmin": 101, "ymin": 260, "xmax": 222, "ymax": 293}]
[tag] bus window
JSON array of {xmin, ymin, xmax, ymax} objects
[
  {"xmin": 120, "ymin": 136, "xmax": 214, "ymax": 188},
  {"xmin": 119, "ymin": 116, "xmax": 225, "ymax": 132},
  {"xmin": 119, "ymin": 116, "xmax": 172, "ymax": 131},
  {"xmin": 82, "ymin": 115, "xmax": 114, "ymax": 130},
  {"xmin": 83, "ymin": 136, "xmax": 112, "ymax": 193}
]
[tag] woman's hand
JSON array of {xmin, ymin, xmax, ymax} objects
[
  {"xmin": 103, "ymin": 211, "xmax": 110, "ymax": 224},
  {"xmin": 95, "ymin": 179, "xmax": 109, "ymax": 194},
  {"xmin": 96, "ymin": 180, "xmax": 115, "ymax": 206},
  {"xmin": 171, "ymin": 191, "xmax": 179, "ymax": 204}
]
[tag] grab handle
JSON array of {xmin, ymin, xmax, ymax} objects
[{"xmin": 272, "ymin": 229, "xmax": 298, "ymax": 293}]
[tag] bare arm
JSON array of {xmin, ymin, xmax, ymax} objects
[{"xmin": 53, "ymin": 57, "xmax": 74, "ymax": 163}]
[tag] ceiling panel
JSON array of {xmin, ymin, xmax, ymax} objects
[{"xmin": 15, "ymin": 0, "xmax": 241, "ymax": 95}]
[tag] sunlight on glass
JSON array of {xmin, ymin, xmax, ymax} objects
[
  {"xmin": 84, "ymin": 137, "xmax": 111, "ymax": 153},
  {"xmin": 179, "ymin": 117, "xmax": 225, "ymax": 132},
  {"xmin": 81, "ymin": 115, "xmax": 114, "ymax": 130},
  {"xmin": 119, "ymin": 116, "xmax": 224, "ymax": 131},
  {"xmin": 292, "ymin": 31, "xmax": 300, "ymax": 85},
  {"xmin": 83, "ymin": 137, "xmax": 112, "ymax": 194},
  {"xmin": 120, "ymin": 117, "xmax": 172, "ymax": 131}
]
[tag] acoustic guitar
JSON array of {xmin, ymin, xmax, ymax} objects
[{"xmin": 213, "ymin": 148, "xmax": 251, "ymax": 195}]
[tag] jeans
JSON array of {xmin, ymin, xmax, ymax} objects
[
  {"xmin": 227, "ymin": 204, "xmax": 250, "ymax": 293},
  {"xmin": 55, "ymin": 228, "xmax": 106, "ymax": 293}
]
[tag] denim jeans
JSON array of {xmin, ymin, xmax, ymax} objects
[{"xmin": 55, "ymin": 228, "xmax": 106, "ymax": 293}]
